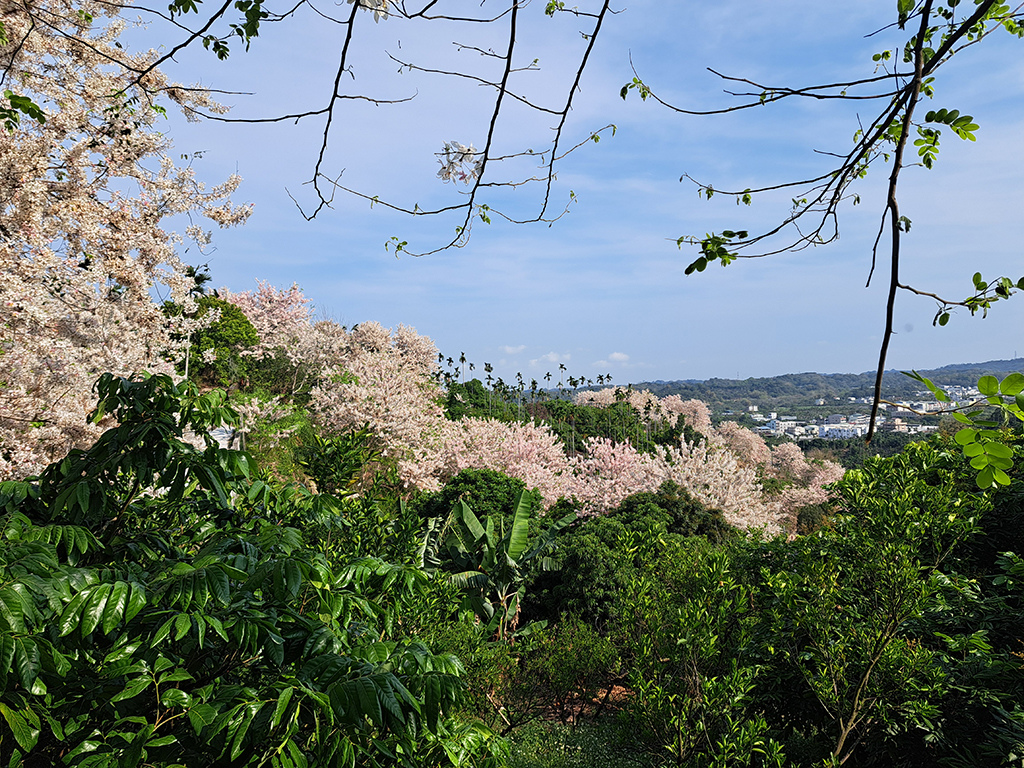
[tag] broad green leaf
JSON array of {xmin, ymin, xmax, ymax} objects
[
  {"xmin": 153, "ymin": 615, "xmax": 176, "ymax": 645},
  {"xmin": 110, "ymin": 675, "xmax": 151, "ymax": 702},
  {"xmin": 988, "ymin": 455, "xmax": 1014, "ymax": 471},
  {"xmin": 978, "ymin": 375, "xmax": 999, "ymax": 396},
  {"xmin": 174, "ymin": 613, "xmax": 192, "ymax": 641},
  {"xmin": 455, "ymin": 499, "xmax": 485, "ymax": 544},
  {"xmin": 0, "ymin": 585, "xmax": 28, "ymax": 633},
  {"xmin": 104, "ymin": 640, "xmax": 143, "ymax": 665},
  {"xmin": 160, "ymin": 687, "xmax": 192, "ymax": 708},
  {"xmin": 1000, "ymin": 373, "xmax": 1024, "ymax": 396},
  {"xmin": 0, "ymin": 635, "xmax": 13, "ymax": 688},
  {"xmin": 188, "ymin": 703, "xmax": 218, "ymax": 734},
  {"xmin": 229, "ymin": 702, "xmax": 260, "ymax": 760},
  {"xmin": 125, "ymin": 584, "xmax": 147, "ymax": 623},
  {"xmin": 983, "ymin": 442, "xmax": 1013, "ymax": 459},
  {"xmin": 954, "ymin": 428, "xmax": 977, "ymax": 446},
  {"xmin": 13, "ymin": 636, "xmax": 40, "ymax": 690},
  {"xmin": 506, "ymin": 489, "xmax": 532, "ymax": 562},
  {"xmin": 58, "ymin": 592, "xmax": 88, "ymax": 637}
]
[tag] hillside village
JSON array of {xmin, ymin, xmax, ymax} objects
[{"xmin": 722, "ymin": 384, "xmax": 983, "ymax": 440}]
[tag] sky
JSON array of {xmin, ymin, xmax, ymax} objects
[{"xmin": 129, "ymin": 0, "xmax": 1024, "ymax": 386}]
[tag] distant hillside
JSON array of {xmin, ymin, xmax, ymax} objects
[{"xmin": 629, "ymin": 358, "xmax": 1024, "ymax": 413}]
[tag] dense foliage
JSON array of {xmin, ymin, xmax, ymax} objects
[{"xmin": 0, "ymin": 374, "xmax": 504, "ymax": 767}]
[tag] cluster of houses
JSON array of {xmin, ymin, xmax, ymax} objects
[{"xmin": 739, "ymin": 384, "xmax": 980, "ymax": 441}]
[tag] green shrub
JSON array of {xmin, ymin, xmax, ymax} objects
[{"xmin": 528, "ymin": 483, "xmax": 733, "ymax": 629}]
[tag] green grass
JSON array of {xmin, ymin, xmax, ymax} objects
[{"xmin": 504, "ymin": 719, "xmax": 656, "ymax": 768}]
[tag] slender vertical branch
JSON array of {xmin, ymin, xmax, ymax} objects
[{"xmin": 868, "ymin": 0, "xmax": 934, "ymax": 440}]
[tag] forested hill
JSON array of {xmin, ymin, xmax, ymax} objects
[{"xmin": 632, "ymin": 358, "xmax": 1024, "ymax": 411}]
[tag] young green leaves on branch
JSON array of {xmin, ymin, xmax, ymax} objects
[
  {"xmin": 906, "ymin": 370, "xmax": 1024, "ymax": 488},
  {"xmin": 680, "ymin": 231, "xmax": 747, "ymax": 276},
  {"xmin": 930, "ymin": 271, "xmax": 1024, "ymax": 327}
]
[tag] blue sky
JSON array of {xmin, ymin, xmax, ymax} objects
[{"xmin": 134, "ymin": 1, "xmax": 1024, "ymax": 385}]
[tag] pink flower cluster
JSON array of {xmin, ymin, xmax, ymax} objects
[{"xmin": 296, "ymin": 314, "xmax": 843, "ymax": 535}]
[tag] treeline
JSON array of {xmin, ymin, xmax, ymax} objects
[{"xmin": 629, "ymin": 358, "xmax": 1024, "ymax": 412}]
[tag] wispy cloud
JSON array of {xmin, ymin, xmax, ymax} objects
[
  {"xmin": 500, "ymin": 344, "xmax": 526, "ymax": 355},
  {"xmin": 608, "ymin": 352, "xmax": 630, "ymax": 362}
]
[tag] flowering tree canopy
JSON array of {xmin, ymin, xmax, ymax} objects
[{"xmin": 0, "ymin": 0, "xmax": 250, "ymax": 478}]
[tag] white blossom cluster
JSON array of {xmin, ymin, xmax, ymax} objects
[
  {"xmin": 345, "ymin": 0, "xmax": 389, "ymax": 22},
  {"xmin": 436, "ymin": 141, "xmax": 484, "ymax": 185},
  {"xmin": 0, "ymin": 0, "xmax": 251, "ymax": 478}
]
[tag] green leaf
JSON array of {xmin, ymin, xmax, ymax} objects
[
  {"xmin": 13, "ymin": 637, "xmax": 40, "ymax": 690},
  {"xmin": 153, "ymin": 615, "xmax": 176, "ymax": 645},
  {"xmin": 272, "ymin": 687, "xmax": 294, "ymax": 728},
  {"xmin": 188, "ymin": 703, "xmax": 218, "ymax": 734},
  {"xmin": 983, "ymin": 442, "xmax": 1013, "ymax": 459},
  {"xmin": 954, "ymin": 428, "xmax": 978, "ymax": 446},
  {"xmin": 0, "ymin": 703, "xmax": 39, "ymax": 752},
  {"xmin": 125, "ymin": 583, "xmax": 147, "ymax": 623},
  {"xmin": 110, "ymin": 675, "xmax": 151, "ymax": 702},
  {"xmin": 160, "ymin": 688, "xmax": 192, "ymax": 708},
  {"xmin": 102, "ymin": 581, "xmax": 129, "ymax": 634},
  {"xmin": 1000, "ymin": 373, "xmax": 1024, "ymax": 396},
  {"xmin": 977, "ymin": 465, "xmax": 996, "ymax": 489},
  {"xmin": 978, "ymin": 375, "xmax": 1000, "ymax": 396},
  {"xmin": 993, "ymin": 468, "xmax": 1012, "ymax": 486},
  {"xmin": 174, "ymin": 613, "xmax": 192, "ymax": 641},
  {"xmin": 0, "ymin": 586, "xmax": 28, "ymax": 633},
  {"xmin": 454, "ymin": 499, "xmax": 485, "ymax": 544},
  {"xmin": 506, "ymin": 489, "xmax": 532, "ymax": 562},
  {"xmin": 81, "ymin": 582, "xmax": 113, "ymax": 636}
]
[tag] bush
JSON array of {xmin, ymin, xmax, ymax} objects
[
  {"xmin": 528, "ymin": 482, "xmax": 733, "ymax": 629},
  {"xmin": 413, "ymin": 468, "xmax": 544, "ymax": 529},
  {"xmin": 188, "ymin": 295, "xmax": 260, "ymax": 386}
]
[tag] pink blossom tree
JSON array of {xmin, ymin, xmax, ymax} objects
[
  {"xmin": 310, "ymin": 322, "xmax": 445, "ymax": 490},
  {"xmin": 0, "ymin": 0, "xmax": 250, "ymax": 479}
]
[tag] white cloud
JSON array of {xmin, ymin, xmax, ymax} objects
[
  {"xmin": 529, "ymin": 351, "xmax": 571, "ymax": 367},
  {"xmin": 500, "ymin": 344, "xmax": 526, "ymax": 355},
  {"xmin": 608, "ymin": 351, "xmax": 630, "ymax": 362}
]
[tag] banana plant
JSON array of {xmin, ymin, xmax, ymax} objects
[{"xmin": 421, "ymin": 490, "xmax": 575, "ymax": 640}]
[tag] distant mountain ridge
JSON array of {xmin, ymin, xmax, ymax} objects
[{"xmin": 628, "ymin": 358, "xmax": 1024, "ymax": 412}]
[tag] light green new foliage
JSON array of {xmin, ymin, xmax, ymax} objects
[
  {"xmin": 618, "ymin": 541, "xmax": 786, "ymax": 768},
  {"xmin": 908, "ymin": 370, "xmax": 1024, "ymax": 487}
]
